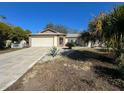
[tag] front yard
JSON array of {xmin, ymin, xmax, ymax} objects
[{"xmin": 6, "ymin": 48, "xmax": 124, "ymax": 91}]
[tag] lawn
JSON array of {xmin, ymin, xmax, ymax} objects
[{"xmin": 6, "ymin": 48, "xmax": 124, "ymax": 91}]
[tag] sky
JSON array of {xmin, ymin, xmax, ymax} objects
[{"xmin": 0, "ymin": 2, "xmax": 123, "ymax": 33}]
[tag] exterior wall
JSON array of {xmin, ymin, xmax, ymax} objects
[
  {"xmin": 53, "ymin": 36, "xmax": 58, "ymax": 47},
  {"xmin": 63, "ymin": 36, "xmax": 66, "ymax": 46},
  {"xmin": 65, "ymin": 38, "xmax": 68, "ymax": 44}
]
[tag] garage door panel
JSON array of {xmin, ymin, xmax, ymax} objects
[{"xmin": 31, "ymin": 36, "xmax": 53, "ymax": 47}]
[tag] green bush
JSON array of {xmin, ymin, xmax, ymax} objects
[
  {"xmin": 65, "ymin": 42, "xmax": 75, "ymax": 49},
  {"xmin": 119, "ymin": 65, "xmax": 124, "ymax": 80},
  {"xmin": 0, "ymin": 40, "xmax": 6, "ymax": 49},
  {"xmin": 49, "ymin": 46, "xmax": 59, "ymax": 57}
]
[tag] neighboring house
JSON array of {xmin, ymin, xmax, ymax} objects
[
  {"xmin": 11, "ymin": 40, "xmax": 27, "ymax": 48},
  {"xmin": 29, "ymin": 28, "xmax": 81, "ymax": 47}
]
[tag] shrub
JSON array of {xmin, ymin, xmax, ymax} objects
[
  {"xmin": 65, "ymin": 42, "xmax": 75, "ymax": 49},
  {"xmin": 49, "ymin": 46, "xmax": 59, "ymax": 57},
  {"xmin": 0, "ymin": 41, "xmax": 6, "ymax": 49},
  {"xmin": 119, "ymin": 65, "xmax": 124, "ymax": 80}
]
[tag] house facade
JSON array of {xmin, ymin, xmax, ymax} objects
[{"xmin": 29, "ymin": 28, "xmax": 81, "ymax": 47}]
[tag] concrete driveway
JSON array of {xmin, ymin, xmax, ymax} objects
[{"xmin": 0, "ymin": 47, "xmax": 48, "ymax": 90}]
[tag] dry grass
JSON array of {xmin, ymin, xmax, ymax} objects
[{"xmin": 6, "ymin": 48, "xmax": 124, "ymax": 91}]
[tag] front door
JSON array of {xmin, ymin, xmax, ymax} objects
[{"xmin": 59, "ymin": 37, "xmax": 64, "ymax": 46}]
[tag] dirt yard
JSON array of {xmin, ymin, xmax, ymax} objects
[{"xmin": 6, "ymin": 48, "xmax": 124, "ymax": 91}]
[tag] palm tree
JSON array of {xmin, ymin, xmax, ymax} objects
[
  {"xmin": 102, "ymin": 4, "xmax": 124, "ymax": 65},
  {"xmin": 88, "ymin": 12, "xmax": 106, "ymax": 47}
]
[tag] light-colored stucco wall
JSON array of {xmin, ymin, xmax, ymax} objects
[
  {"xmin": 65, "ymin": 38, "xmax": 68, "ymax": 44},
  {"xmin": 53, "ymin": 36, "xmax": 58, "ymax": 47}
]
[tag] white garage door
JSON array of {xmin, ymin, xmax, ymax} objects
[{"xmin": 31, "ymin": 36, "xmax": 54, "ymax": 47}]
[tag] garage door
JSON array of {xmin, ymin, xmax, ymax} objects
[{"xmin": 31, "ymin": 36, "xmax": 54, "ymax": 47}]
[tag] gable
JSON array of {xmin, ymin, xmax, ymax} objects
[
  {"xmin": 42, "ymin": 30, "xmax": 55, "ymax": 33},
  {"xmin": 41, "ymin": 28, "xmax": 57, "ymax": 33}
]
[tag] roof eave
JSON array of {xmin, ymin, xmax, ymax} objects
[{"xmin": 30, "ymin": 33, "xmax": 66, "ymax": 36}]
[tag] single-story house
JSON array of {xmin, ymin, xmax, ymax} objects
[{"xmin": 29, "ymin": 28, "xmax": 81, "ymax": 47}]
